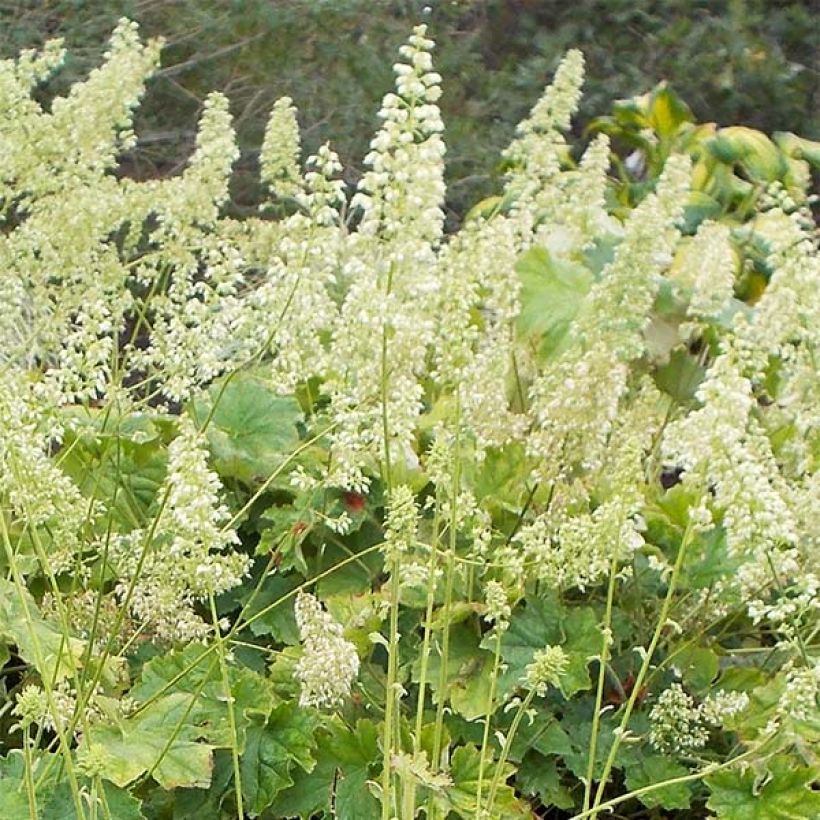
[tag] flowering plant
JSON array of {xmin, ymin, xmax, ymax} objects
[{"xmin": 0, "ymin": 19, "xmax": 817, "ymax": 820}]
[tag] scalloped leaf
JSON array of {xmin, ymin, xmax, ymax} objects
[
  {"xmin": 191, "ymin": 374, "xmax": 302, "ymax": 484},
  {"xmin": 706, "ymin": 757, "xmax": 820, "ymax": 820}
]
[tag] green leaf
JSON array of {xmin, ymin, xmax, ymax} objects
[
  {"xmin": 706, "ymin": 757, "xmax": 820, "ymax": 819},
  {"xmin": 510, "ymin": 713, "xmax": 573, "ymax": 761},
  {"xmin": 80, "ymin": 693, "xmax": 214, "ymax": 789},
  {"xmin": 774, "ymin": 132, "xmax": 820, "ymax": 169},
  {"xmin": 560, "ymin": 703, "xmax": 615, "ymax": 781},
  {"xmin": 465, "ymin": 195, "xmax": 503, "ymax": 221},
  {"xmin": 41, "ymin": 781, "xmax": 145, "ymax": 820},
  {"xmin": 560, "ymin": 607, "xmax": 601, "ymax": 698},
  {"xmin": 654, "ymin": 348, "xmax": 706, "ymax": 403},
  {"xmin": 265, "ymin": 754, "xmax": 336, "ymax": 819},
  {"xmin": 191, "ymin": 373, "xmax": 303, "ymax": 483},
  {"xmin": 707, "ymin": 127, "xmax": 788, "ymax": 182},
  {"xmin": 171, "ymin": 750, "xmax": 234, "ymax": 818},
  {"xmin": 0, "ymin": 752, "xmax": 32, "ymax": 820},
  {"xmin": 59, "ymin": 409, "xmax": 170, "ymax": 528},
  {"xmin": 323, "ymin": 719, "xmax": 381, "ymax": 820},
  {"xmin": 493, "ymin": 595, "xmax": 563, "ymax": 689},
  {"xmin": 493, "ymin": 596, "xmax": 598, "ymax": 698},
  {"xmin": 648, "ymin": 82, "xmax": 693, "ymax": 140},
  {"xmin": 229, "ymin": 572, "xmax": 301, "ymax": 645},
  {"xmin": 624, "ymin": 754, "xmax": 692, "ymax": 810},
  {"xmin": 412, "ymin": 623, "xmax": 493, "ymax": 720},
  {"xmin": 515, "ymin": 752, "xmax": 574, "ymax": 810},
  {"xmin": 682, "ymin": 190, "xmax": 722, "ymax": 233},
  {"xmin": 682, "ymin": 527, "xmax": 742, "ymax": 590},
  {"xmin": 673, "ymin": 646, "xmax": 719, "ymax": 692},
  {"xmin": 315, "ymin": 527, "xmax": 384, "ymax": 599},
  {"xmin": 0, "ymin": 578, "xmax": 85, "ymax": 683},
  {"xmin": 240, "ymin": 702, "xmax": 319, "ymax": 815},
  {"xmin": 515, "ymin": 246, "xmax": 593, "ymax": 358},
  {"xmin": 432, "ymin": 744, "xmax": 527, "ymax": 819},
  {"xmin": 129, "ymin": 644, "xmax": 275, "ymax": 748}
]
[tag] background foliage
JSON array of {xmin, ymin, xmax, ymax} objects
[{"xmin": 2, "ymin": 0, "xmax": 817, "ymax": 219}]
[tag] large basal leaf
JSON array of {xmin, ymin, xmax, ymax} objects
[
  {"xmin": 560, "ymin": 699, "xmax": 617, "ymax": 781},
  {"xmin": 190, "ymin": 373, "xmax": 302, "ymax": 484},
  {"xmin": 515, "ymin": 246, "xmax": 593, "ymax": 358},
  {"xmin": 41, "ymin": 780, "xmax": 145, "ymax": 820},
  {"xmin": 489, "ymin": 594, "xmax": 599, "ymax": 698},
  {"xmin": 624, "ymin": 753, "xmax": 692, "ymax": 810},
  {"xmin": 130, "ymin": 644, "xmax": 274, "ymax": 748},
  {"xmin": 0, "ymin": 752, "xmax": 32, "ymax": 820},
  {"xmin": 672, "ymin": 645, "xmax": 719, "ymax": 692},
  {"xmin": 0, "ymin": 578, "xmax": 85, "ymax": 683},
  {"xmin": 431, "ymin": 744, "xmax": 528, "ymax": 819},
  {"xmin": 265, "ymin": 754, "xmax": 337, "ymax": 819},
  {"xmin": 79, "ymin": 693, "xmax": 214, "ymax": 789},
  {"xmin": 239, "ymin": 702, "xmax": 319, "ymax": 816},
  {"xmin": 706, "ymin": 757, "xmax": 820, "ymax": 820},
  {"xmin": 560, "ymin": 606, "xmax": 602, "ymax": 698},
  {"xmin": 322, "ymin": 718, "xmax": 381, "ymax": 820},
  {"xmin": 59, "ymin": 409, "xmax": 170, "ymax": 529},
  {"xmin": 515, "ymin": 752, "xmax": 575, "ymax": 810},
  {"xmin": 411, "ymin": 623, "xmax": 494, "ymax": 720},
  {"xmin": 509, "ymin": 709, "xmax": 573, "ymax": 762}
]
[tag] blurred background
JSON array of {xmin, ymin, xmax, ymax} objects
[{"xmin": 2, "ymin": 0, "xmax": 817, "ymax": 221}]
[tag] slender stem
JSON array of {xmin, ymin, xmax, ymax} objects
[
  {"xmin": 431, "ymin": 393, "xmax": 461, "ymax": 770},
  {"xmin": 209, "ymin": 594, "xmax": 244, "ymax": 819},
  {"xmin": 476, "ymin": 626, "xmax": 504, "ymax": 810},
  {"xmin": 0, "ymin": 515, "xmax": 86, "ymax": 818},
  {"xmin": 572, "ymin": 738, "xmax": 772, "ymax": 820},
  {"xmin": 89, "ymin": 778, "xmax": 98, "ymax": 820},
  {"xmin": 22, "ymin": 728, "xmax": 38, "ymax": 820},
  {"xmin": 379, "ymin": 260, "xmax": 397, "ymax": 820},
  {"xmin": 583, "ymin": 547, "xmax": 620, "ymax": 813},
  {"xmin": 413, "ymin": 500, "xmax": 441, "ymax": 753},
  {"xmin": 381, "ymin": 564, "xmax": 401, "ymax": 820},
  {"xmin": 590, "ymin": 518, "xmax": 696, "ymax": 816},
  {"xmin": 485, "ymin": 688, "xmax": 536, "ymax": 816}
]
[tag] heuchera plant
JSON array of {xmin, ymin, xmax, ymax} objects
[{"xmin": 0, "ymin": 19, "xmax": 818, "ymax": 820}]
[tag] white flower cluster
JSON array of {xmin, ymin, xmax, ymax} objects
[
  {"xmin": 294, "ymin": 591, "xmax": 360, "ymax": 709},
  {"xmin": 484, "ymin": 580, "xmax": 512, "ymax": 631},
  {"xmin": 673, "ymin": 220, "xmax": 737, "ymax": 321},
  {"xmin": 383, "ymin": 484, "xmax": 419, "ymax": 567},
  {"xmin": 524, "ymin": 645, "xmax": 568, "ymax": 696},
  {"xmin": 13, "ymin": 680, "xmax": 127, "ymax": 738},
  {"xmin": 260, "ymin": 96, "xmax": 303, "ymax": 201},
  {"xmin": 0, "ymin": 373, "xmax": 85, "ymax": 574},
  {"xmin": 299, "ymin": 143, "xmax": 347, "ymax": 225},
  {"xmin": 1, "ymin": 20, "xmax": 817, "ymax": 736},
  {"xmin": 537, "ymin": 132, "xmax": 614, "ymax": 252},
  {"xmin": 777, "ymin": 662, "xmax": 820, "ymax": 723},
  {"xmin": 113, "ymin": 416, "xmax": 249, "ymax": 642},
  {"xmin": 504, "ymin": 49, "xmax": 585, "ymax": 213},
  {"xmin": 529, "ymin": 155, "xmax": 690, "ymax": 477},
  {"xmin": 663, "ymin": 351, "xmax": 796, "ymax": 562},
  {"xmin": 648, "ymin": 683, "xmax": 748, "ymax": 755},
  {"xmin": 321, "ymin": 24, "xmax": 445, "ymax": 489},
  {"xmin": 734, "ymin": 208, "xmax": 820, "ymax": 379},
  {"xmin": 352, "ymin": 24, "xmax": 445, "ymax": 244}
]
